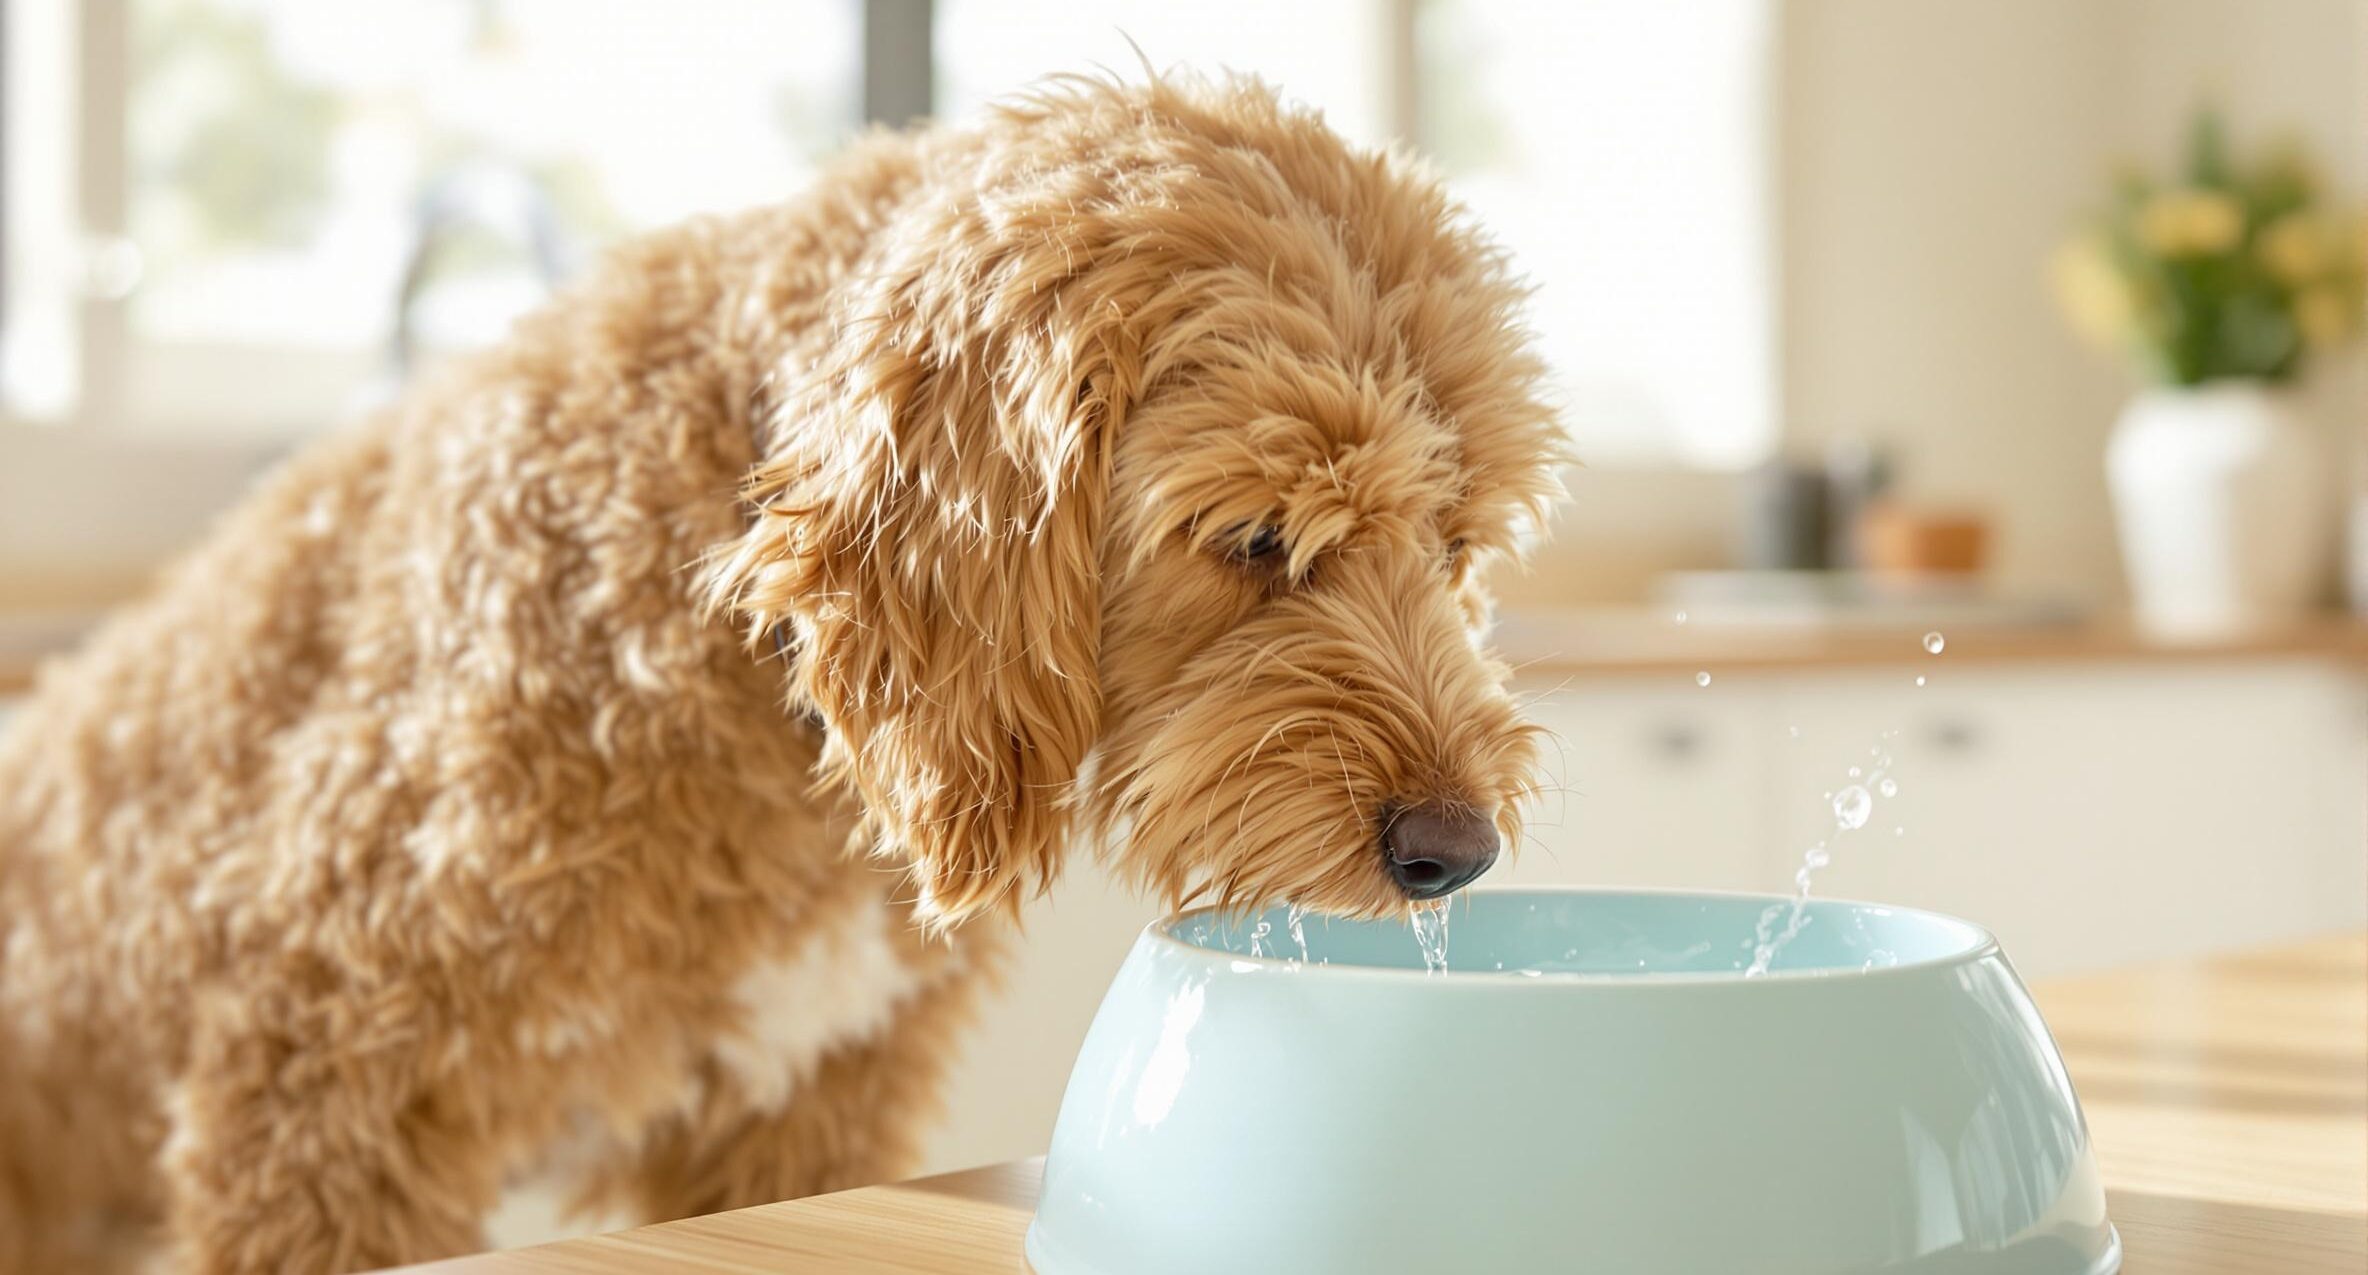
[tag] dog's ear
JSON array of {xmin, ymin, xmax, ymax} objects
[{"xmin": 707, "ymin": 182, "xmax": 1147, "ymax": 925}]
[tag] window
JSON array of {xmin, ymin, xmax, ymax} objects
[
  {"xmin": 11, "ymin": 0, "xmax": 859, "ymax": 436},
  {"xmin": 1419, "ymin": 1, "xmax": 1776, "ymax": 469},
  {"xmin": 9, "ymin": 0, "xmax": 1774, "ymax": 467}
]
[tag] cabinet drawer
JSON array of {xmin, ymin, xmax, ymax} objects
[
  {"xmin": 1506, "ymin": 675, "xmax": 1775, "ymax": 891},
  {"xmin": 1771, "ymin": 662, "xmax": 2368, "ymax": 975}
]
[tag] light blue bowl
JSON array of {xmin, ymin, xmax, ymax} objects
[{"xmin": 1028, "ymin": 888, "xmax": 2117, "ymax": 1274}]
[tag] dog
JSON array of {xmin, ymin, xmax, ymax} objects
[{"xmin": 0, "ymin": 74, "xmax": 1562, "ymax": 1272}]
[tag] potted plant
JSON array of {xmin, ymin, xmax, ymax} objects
[{"xmin": 2054, "ymin": 107, "xmax": 2365, "ymax": 637}]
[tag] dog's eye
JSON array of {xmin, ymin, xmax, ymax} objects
[
  {"xmin": 1237, "ymin": 525, "xmax": 1287, "ymax": 563},
  {"xmin": 1444, "ymin": 538, "xmax": 1469, "ymax": 571}
]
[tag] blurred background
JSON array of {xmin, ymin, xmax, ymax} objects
[{"xmin": 1, "ymin": 0, "xmax": 2363, "ymax": 1186}]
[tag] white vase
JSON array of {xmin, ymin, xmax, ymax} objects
[{"xmin": 2106, "ymin": 383, "xmax": 2332, "ymax": 639}]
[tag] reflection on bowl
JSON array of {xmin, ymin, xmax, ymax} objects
[{"xmin": 1028, "ymin": 888, "xmax": 2117, "ymax": 1275}]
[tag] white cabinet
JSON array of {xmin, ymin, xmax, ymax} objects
[
  {"xmin": 1511, "ymin": 660, "xmax": 2368, "ymax": 977},
  {"xmin": 1776, "ymin": 662, "xmax": 2368, "ymax": 974}
]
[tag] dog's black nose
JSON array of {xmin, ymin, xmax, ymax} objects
[{"xmin": 1381, "ymin": 803, "xmax": 1500, "ymax": 899}]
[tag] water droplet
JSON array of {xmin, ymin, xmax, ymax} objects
[
  {"xmin": 1788, "ymin": 725, "xmax": 1802, "ymax": 739},
  {"xmin": 1832, "ymin": 784, "xmax": 1873, "ymax": 831},
  {"xmin": 1877, "ymin": 776, "xmax": 1898, "ymax": 798},
  {"xmin": 1695, "ymin": 671, "xmax": 1712, "ymax": 687},
  {"xmin": 1892, "ymin": 825, "xmax": 1906, "ymax": 837},
  {"xmin": 1923, "ymin": 631, "xmax": 1946, "ymax": 655},
  {"xmin": 1847, "ymin": 765, "xmax": 1862, "ymax": 779},
  {"xmin": 1914, "ymin": 675, "xmax": 1927, "ymax": 687},
  {"xmin": 1673, "ymin": 609, "xmax": 1689, "ymax": 625}
]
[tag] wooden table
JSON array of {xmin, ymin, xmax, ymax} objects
[{"xmin": 412, "ymin": 933, "xmax": 2368, "ymax": 1273}]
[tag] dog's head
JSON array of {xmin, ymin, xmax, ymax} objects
[{"xmin": 710, "ymin": 76, "xmax": 1563, "ymax": 924}]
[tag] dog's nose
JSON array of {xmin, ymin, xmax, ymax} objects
[{"xmin": 1381, "ymin": 803, "xmax": 1500, "ymax": 899}]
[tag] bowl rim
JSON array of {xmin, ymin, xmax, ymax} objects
[{"xmin": 1149, "ymin": 885, "xmax": 2005, "ymax": 985}]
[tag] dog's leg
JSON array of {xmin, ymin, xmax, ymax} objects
[
  {"xmin": 159, "ymin": 1000, "xmax": 504, "ymax": 1275},
  {"xmin": 622, "ymin": 971, "xmax": 988, "ymax": 1221}
]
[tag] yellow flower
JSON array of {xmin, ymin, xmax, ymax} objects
[
  {"xmin": 2293, "ymin": 286, "xmax": 2359, "ymax": 350},
  {"xmin": 2052, "ymin": 238, "xmax": 2134, "ymax": 345},
  {"xmin": 2137, "ymin": 189, "xmax": 2244, "ymax": 256},
  {"xmin": 2256, "ymin": 213, "xmax": 2328, "ymax": 284}
]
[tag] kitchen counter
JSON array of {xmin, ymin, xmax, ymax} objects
[
  {"xmin": 0, "ymin": 608, "xmax": 108, "ymax": 698},
  {"xmin": 7, "ymin": 606, "xmax": 2366, "ymax": 698},
  {"xmin": 405, "ymin": 931, "xmax": 2368, "ymax": 1274},
  {"xmin": 1491, "ymin": 607, "xmax": 2368, "ymax": 680}
]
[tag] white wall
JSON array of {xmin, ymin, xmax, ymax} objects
[
  {"xmin": 1779, "ymin": 0, "xmax": 2127, "ymax": 601},
  {"xmin": 1506, "ymin": 0, "xmax": 2368, "ymax": 610}
]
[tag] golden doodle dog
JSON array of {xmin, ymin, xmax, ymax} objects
[{"xmin": 0, "ymin": 75, "xmax": 1561, "ymax": 1272}]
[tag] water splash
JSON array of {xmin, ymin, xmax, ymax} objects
[
  {"xmin": 1411, "ymin": 899, "xmax": 1451, "ymax": 974},
  {"xmin": 1246, "ymin": 917, "xmax": 1272, "ymax": 958},
  {"xmin": 1747, "ymin": 739, "xmax": 1903, "ymax": 976},
  {"xmin": 1286, "ymin": 904, "xmax": 1311, "ymax": 963}
]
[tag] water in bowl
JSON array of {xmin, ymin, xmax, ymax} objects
[{"xmin": 1177, "ymin": 891, "xmax": 1982, "ymax": 977}]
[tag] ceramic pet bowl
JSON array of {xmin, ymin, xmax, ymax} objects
[{"xmin": 1027, "ymin": 888, "xmax": 2117, "ymax": 1274}]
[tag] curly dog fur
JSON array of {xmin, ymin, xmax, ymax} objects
[{"xmin": 0, "ymin": 75, "xmax": 1561, "ymax": 1272}]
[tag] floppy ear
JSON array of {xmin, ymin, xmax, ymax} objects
[{"xmin": 707, "ymin": 184, "xmax": 1143, "ymax": 924}]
